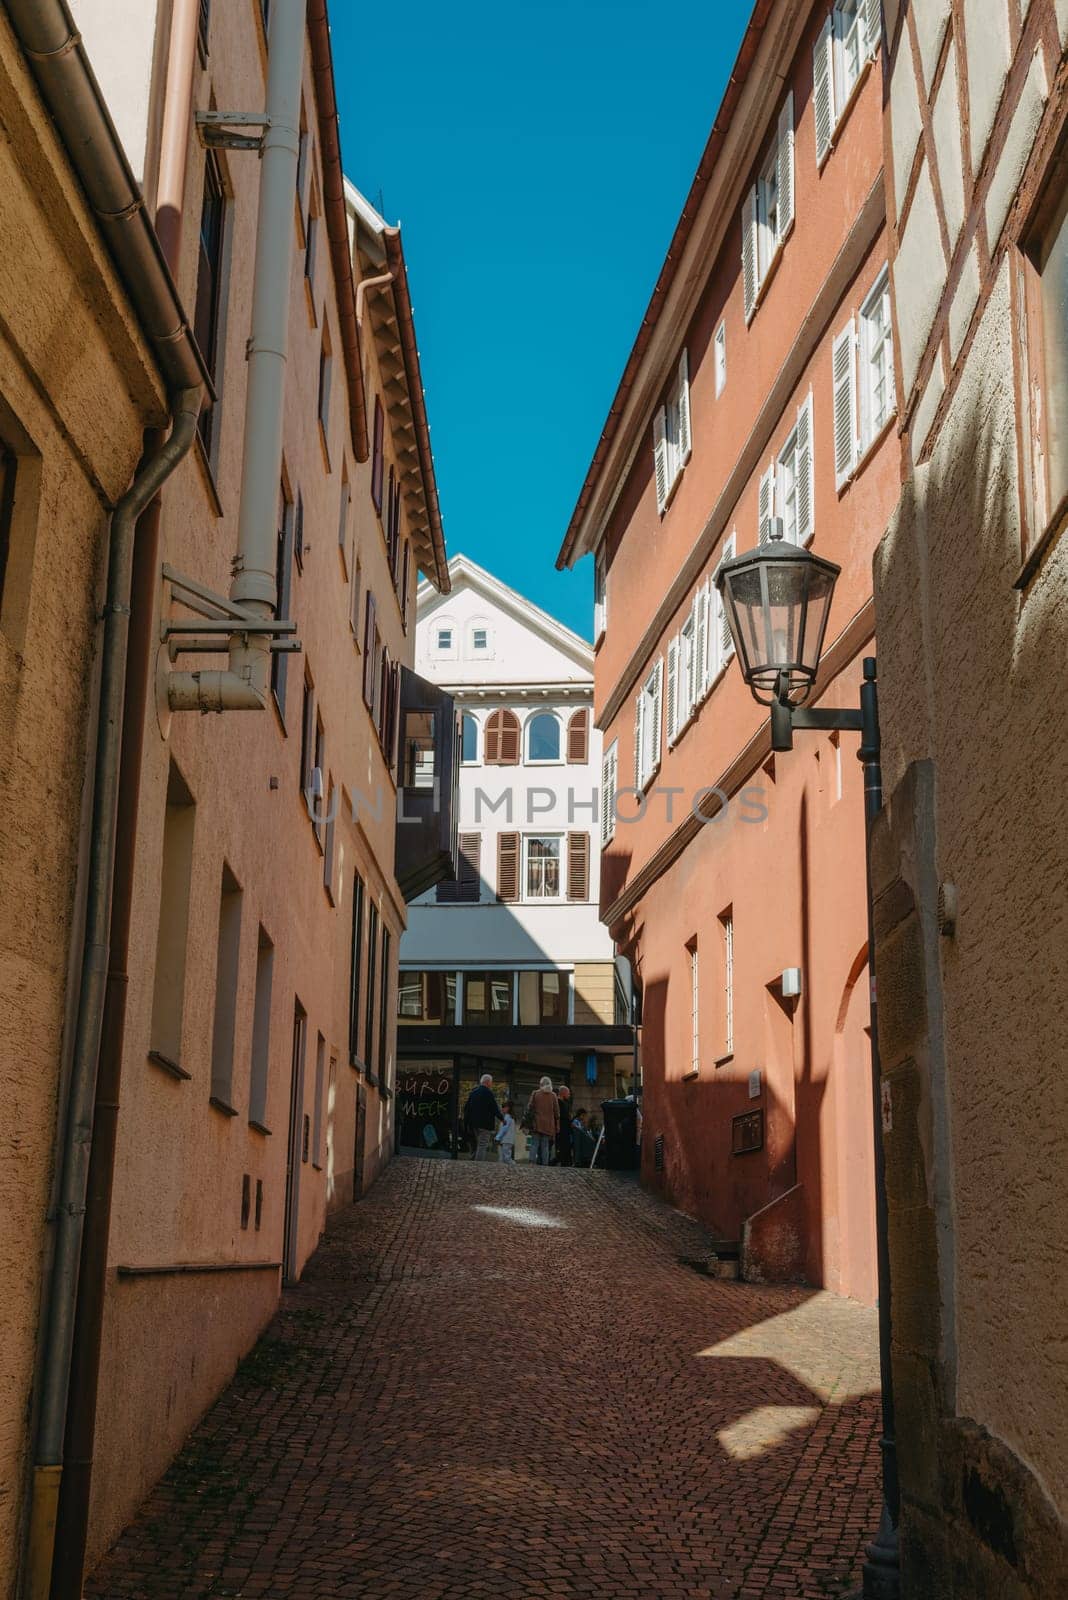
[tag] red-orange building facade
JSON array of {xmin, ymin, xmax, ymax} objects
[{"xmin": 558, "ymin": 0, "xmax": 897, "ymax": 1303}]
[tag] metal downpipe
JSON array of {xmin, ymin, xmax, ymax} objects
[{"xmin": 25, "ymin": 388, "xmax": 202, "ymax": 1600}]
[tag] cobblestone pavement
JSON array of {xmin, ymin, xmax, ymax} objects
[{"xmin": 88, "ymin": 1159, "xmax": 882, "ymax": 1599}]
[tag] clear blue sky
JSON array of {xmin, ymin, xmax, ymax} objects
[{"xmin": 332, "ymin": 1, "xmax": 750, "ymax": 640}]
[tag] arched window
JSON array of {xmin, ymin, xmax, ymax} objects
[
  {"xmin": 484, "ymin": 708, "xmax": 520, "ymax": 765},
  {"xmin": 461, "ymin": 713, "xmax": 479, "ymax": 764},
  {"xmin": 527, "ymin": 711, "xmax": 561, "ymax": 763},
  {"xmin": 566, "ymin": 708, "xmax": 590, "ymax": 764}
]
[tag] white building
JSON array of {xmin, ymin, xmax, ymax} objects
[{"xmin": 397, "ymin": 555, "xmax": 635, "ymax": 1154}]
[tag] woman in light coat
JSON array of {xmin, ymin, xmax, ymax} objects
[{"xmin": 525, "ymin": 1075, "xmax": 559, "ymax": 1167}]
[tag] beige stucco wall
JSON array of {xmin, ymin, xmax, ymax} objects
[
  {"xmin": 79, "ymin": 4, "xmax": 416, "ymax": 1574},
  {"xmin": 875, "ymin": 259, "xmax": 1068, "ymax": 1515},
  {"xmin": 0, "ymin": 12, "xmax": 165, "ymax": 1592}
]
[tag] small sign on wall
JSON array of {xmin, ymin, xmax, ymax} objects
[
  {"xmin": 748, "ymin": 1068, "xmax": 762, "ymax": 1100},
  {"xmin": 732, "ymin": 1109, "xmax": 763, "ymax": 1155}
]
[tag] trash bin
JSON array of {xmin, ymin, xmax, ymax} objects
[{"xmin": 600, "ymin": 1098, "xmax": 639, "ymax": 1171}]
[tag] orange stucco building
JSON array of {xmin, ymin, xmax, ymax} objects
[{"xmin": 558, "ymin": 0, "xmax": 896, "ymax": 1303}]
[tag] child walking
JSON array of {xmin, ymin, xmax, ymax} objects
[{"xmin": 495, "ymin": 1100, "xmax": 517, "ymax": 1163}]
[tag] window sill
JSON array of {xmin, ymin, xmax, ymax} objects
[
  {"xmin": 746, "ymin": 227, "xmax": 790, "ymax": 325},
  {"xmin": 312, "ymin": 1161, "xmax": 323, "ymax": 1173},
  {"xmin": 318, "ymin": 419, "xmax": 331, "ymax": 474},
  {"xmin": 839, "ymin": 410, "xmax": 898, "ymax": 496},
  {"xmin": 1015, "ymin": 489, "xmax": 1067, "ymax": 590},
  {"xmin": 209, "ymin": 1095, "xmax": 239, "ymax": 1119},
  {"xmin": 304, "ymin": 272, "xmax": 317, "ymax": 327},
  {"xmin": 682, "ymin": 1068, "xmax": 700, "ymax": 1081},
  {"xmin": 249, "ymin": 1119, "xmax": 273, "ymax": 1137},
  {"xmin": 148, "ymin": 1050, "xmax": 191, "ymax": 1082},
  {"xmin": 714, "ymin": 1052, "xmax": 734, "ymax": 1069}
]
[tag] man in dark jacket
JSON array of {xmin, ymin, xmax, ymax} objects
[{"xmin": 463, "ymin": 1073, "xmax": 502, "ymax": 1161}]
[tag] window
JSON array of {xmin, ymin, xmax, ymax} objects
[
  {"xmin": 833, "ymin": 268, "xmax": 896, "ymax": 489},
  {"xmin": 518, "ymin": 969, "xmax": 569, "ymax": 1026},
  {"xmin": 566, "ymin": 707, "xmax": 589, "ymax": 764},
  {"xmin": 364, "ymin": 900, "xmax": 379, "ymax": 1070},
  {"xmin": 814, "ymin": 0, "xmax": 881, "ymax": 167},
  {"xmin": 296, "ymin": 105, "xmax": 309, "ymax": 208},
  {"xmin": 484, "ymin": 708, "xmax": 520, "ymax": 765},
  {"xmin": 741, "ymin": 94, "xmax": 794, "ymax": 321},
  {"xmin": 386, "ymin": 467, "xmax": 401, "ymax": 578},
  {"xmin": 436, "ymin": 627, "xmax": 453, "ymax": 652},
  {"xmin": 323, "ymin": 776, "xmax": 336, "ymax": 898},
  {"xmin": 273, "ymin": 476, "xmax": 294, "ymax": 710},
  {"xmin": 398, "ymin": 970, "xmax": 457, "ymax": 1024},
  {"xmin": 688, "ymin": 939, "xmax": 700, "ymax": 1076},
  {"xmin": 350, "ymin": 556, "xmax": 362, "ymax": 641},
  {"xmin": 337, "ymin": 468, "xmax": 350, "ymax": 573},
  {"xmin": 348, "ymin": 871, "xmax": 365, "ymax": 1065},
  {"xmin": 317, "ymin": 327, "xmax": 332, "ymax": 450},
  {"xmin": 1020, "ymin": 153, "xmax": 1068, "ymax": 560},
  {"xmin": 527, "ymin": 711, "xmax": 561, "ymax": 763},
  {"xmin": 594, "ymin": 549, "xmax": 607, "ymax": 640},
  {"xmin": 653, "ymin": 350, "xmax": 692, "ymax": 514},
  {"xmin": 400, "ymin": 543, "xmax": 411, "ymax": 626},
  {"xmin": 471, "ymin": 626, "xmax": 488, "ymax": 652},
  {"xmin": 363, "ymin": 593, "xmax": 378, "ymax": 708},
  {"xmin": 714, "ymin": 322, "xmax": 727, "ymax": 396},
  {"xmin": 461, "ymin": 713, "xmax": 479, "ymax": 764},
  {"xmin": 600, "ymin": 739, "xmax": 618, "ymax": 846},
  {"xmin": 720, "ymin": 908, "xmax": 734, "ymax": 1060},
  {"xmin": 300, "ymin": 673, "xmax": 315, "ymax": 798},
  {"xmin": 633, "ymin": 659, "xmax": 663, "ymax": 790},
  {"xmin": 197, "ymin": 0, "xmax": 210, "ymax": 57},
  {"xmin": 667, "ymin": 611, "xmax": 696, "ymax": 745},
  {"xmin": 305, "ymin": 192, "xmax": 319, "ymax": 288},
  {"xmin": 194, "ymin": 150, "xmax": 228, "ymax": 455},
  {"xmin": 249, "ymin": 926, "xmax": 273, "ymax": 1129},
  {"xmin": 759, "ymin": 394, "xmax": 814, "ymax": 544},
  {"xmin": 462, "ymin": 971, "xmax": 513, "ymax": 1026},
  {"xmin": 404, "ymin": 710, "xmax": 436, "ymax": 789},
  {"xmin": 378, "ymin": 926, "xmax": 392, "ymax": 1085},
  {"xmin": 312, "ymin": 714, "xmax": 326, "ymax": 844},
  {"xmin": 209, "ymin": 863, "xmax": 243, "ymax": 1111},
  {"xmin": 0, "ymin": 445, "xmax": 14, "ymax": 611},
  {"xmin": 566, "ymin": 831, "xmax": 590, "ymax": 902},
  {"xmin": 525, "ymin": 835, "xmax": 562, "ymax": 900},
  {"xmin": 371, "ymin": 396, "xmax": 384, "ymax": 513},
  {"xmin": 293, "ymin": 487, "xmax": 304, "ymax": 574},
  {"xmin": 437, "ymin": 831, "xmax": 481, "ymax": 903},
  {"xmin": 149, "ymin": 763, "xmax": 195, "ymax": 1072},
  {"xmin": 312, "ymin": 1032, "xmax": 325, "ymax": 1167}
]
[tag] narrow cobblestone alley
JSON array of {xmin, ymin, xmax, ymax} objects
[{"xmin": 87, "ymin": 1160, "xmax": 882, "ymax": 1600}]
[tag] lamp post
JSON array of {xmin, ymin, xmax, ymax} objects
[{"xmin": 716, "ymin": 534, "xmax": 900, "ymax": 1600}]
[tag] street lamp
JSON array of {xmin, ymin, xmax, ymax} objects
[{"xmin": 716, "ymin": 533, "xmax": 900, "ymax": 1600}]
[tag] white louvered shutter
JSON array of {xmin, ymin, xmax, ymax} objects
[
  {"xmin": 634, "ymin": 693, "xmax": 645, "ymax": 789},
  {"xmin": 666, "ymin": 636, "xmax": 679, "ymax": 745},
  {"xmin": 833, "ymin": 319, "xmax": 858, "ymax": 490},
  {"xmin": 741, "ymin": 188, "xmax": 758, "ymax": 322},
  {"xmin": 601, "ymin": 742, "xmax": 617, "ymax": 845},
  {"xmin": 653, "ymin": 406, "xmax": 669, "ymax": 514},
  {"xmin": 758, "ymin": 464, "xmax": 775, "ymax": 544},
  {"xmin": 695, "ymin": 586, "xmax": 709, "ymax": 700},
  {"xmin": 814, "ymin": 17, "xmax": 836, "ymax": 167},
  {"xmin": 649, "ymin": 660, "xmax": 663, "ymax": 777},
  {"xmin": 776, "ymin": 92, "xmax": 795, "ymax": 242},
  {"xmin": 676, "ymin": 350, "xmax": 692, "ymax": 467},
  {"xmin": 720, "ymin": 534, "xmax": 737, "ymax": 658},
  {"xmin": 795, "ymin": 393, "xmax": 815, "ymax": 544},
  {"xmin": 862, "ymin": 0, "xmax": 882, "ymax": 58}
]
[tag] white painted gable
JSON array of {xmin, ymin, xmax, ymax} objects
[{"xmin": 416, "ymin": 556, "xmax": 592, "ymax": 687}]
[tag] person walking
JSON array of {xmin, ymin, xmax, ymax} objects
[
  {"xmin": 495, "ymin": 1101, "xmax": 517, "ymax": 1163},
  {"xmin": 525, "ymin": 1076, "xmax": 559, "ymax": 1167},
  {"xmin": 463, "ymin": 1073, "xmax": 502, "ymax": 1161},
  {"xmin": 555, "ymin": 1083, "xmax": 574, "ymax": 1167}
]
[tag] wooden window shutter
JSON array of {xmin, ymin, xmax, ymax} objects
[
  {"xmin": 720, "ymin": 535, "xmax": 737, "ymax": 657},
  {"xmin": 601, "ymin": 742, "xmax": 617, "ymax": 846},
  {"xmin": 567, "ymin": 708, "xmax": 589, "ymax": 764},
  {"xmin": 862, "ymin": 0, "xmax": 881, "ymax": 59},
  {"xmin": 666, "ymin": 636, "xmax": 679, "ymax": 746},
  {"xmin": 497, "ymin": 832, "xmax": 520, "ymax": 902},
  {"xmin": 814, "ymin": 17, "xmax": 835, "ymax": 167},
  {"xmin": 567, "ymin": 832, "xmax": 590, "ymax": 903},
  {"xmin": 634, "ymin": 691, "xmax": 645, "ymax": 789},
  {"xmin": 675, "ymin": 350, "xmax": 691, "ymax": 465},
  {"xmin": 649, "ymin": 659, "xmax": 663, "ymax": 774},
  {"xmin": 653, "ymin": 406, "xmax": 669, "ymax": 514},
  {"xmin": 362, "ymin": 593, "xmax": 376, "ymax": 706},
  {"xmin": 498, "ymin": 709, "xmax": 520, "ymax": 765},
  {"xmin": 776, "ymin": 92, "xmax": 795, "ymax": 241},
  {"xmin": 440, "ymin": 832, "xmax": 482, "ymax": 903},
  {"xmin": 741, "ymin": 187, "xmax": 758, "ymax": 322},
  {"xmin": 833, "ymin": 319, "xmax": 858, "ymax": 489},
  {"xmin": 371, "ymin": 397, "xmax": 384, "ymax": 513},
  {"xmin": 795, "ymin": 393, "xmax": 814, "ymax": 544},
  {"xmin": 758, "ymin": 464, "xmax": 776, "ymax": 544},
  {"xmin": 695, "ymin": 584, "xmax": 710, "ymax": 699}
]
